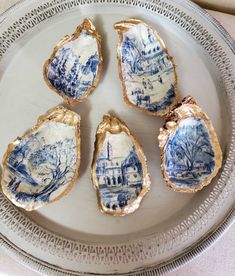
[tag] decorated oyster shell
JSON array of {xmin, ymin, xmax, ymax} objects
[
  {"xmin": 43, "ymin": 18, "xmax": 103, "ymax": 105},
  {"xmin": 114, "ymin": 19, "xmax": 178, "ymax": 116},
  {"xmin": 91, "ymin": 114, "xmax": 150, "ymax": 216},
  {"xmin": 1, "ymin": 106, "xmax": 81, "ymax": 210},
  {"xmin": 158, "ymin": 97, "xmax": 222, "ymax": 192}
]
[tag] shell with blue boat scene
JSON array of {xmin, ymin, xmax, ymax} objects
[
  {"xmin": 158, "ymin": 96, "xmax": 222, "ymax": 193},
  {"xmin": 1, "ymin": 106, "xmax": 81, "ymax": 210},
  {"xmin": 114, "ymin": 19, "xmax": 178, "ymax": 116},
  {"xmin": 43, "ymin": 18, "xmax": 103, "ymax": 105},
  {"xmin": 91, "ymin": 114, "xmax": 151, "ymax": 216}
]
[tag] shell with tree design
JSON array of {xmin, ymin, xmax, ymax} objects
[
  {"xmin": 43, "ymin": 18, "xmax": 103, "ymax": 105},
  {"xmin": 0, "ymin": 106, "xmax": 81, "ymax": 210},
  {"xmin": 158, "ymin": 96, "xmax": 222, "ymax": 192}
]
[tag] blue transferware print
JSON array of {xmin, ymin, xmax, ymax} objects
[
  {"xmin": 164, "ymin": 117, "xmax": 215, "ymax": 189},
  {"xmin": 1, "ymin": 107, "xmax": 80, "ymax": 210},
  {"xmin": 114, "ymin": 19, "xmax": 177, "ymax": 115},
  {"xmin": 47, "ymin": 41, "xmax": 99, "ymax": 98},
  {"xmin": 44, "ymin": 18, "xmax": 102, "ymax": 105},
  {"xmin": 92, "ymin": 114, "xmax": 150, "ymax": 216},
  {"xmin": 96, "ymin": 132, "xmax": 143, "ymax": 211}
]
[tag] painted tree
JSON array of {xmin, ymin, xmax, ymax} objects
[
  {"xmin": 122, "ymin": 36, "xmax": 142, "ymax": 76},
  {"xmin": 81, "ymin": 52, "xmax": 99, "ymax": 81},
  {"xmin": 66, "ymin": 55, "xmax": 81, "ymax": 98},
  {"xmin": 168, "ymin": 119, "xmax": 215, "ymax": 171},
  {"xmin": 7, "ymin": 135, "xmax": 40, "ymax": 189},
  {"xmin": 7, "ymin": 135, "xmax": 77, "ymax": 202},
  {"xmin": 48, "ymin": 47, "xmax": 74, "ymax": 94}
]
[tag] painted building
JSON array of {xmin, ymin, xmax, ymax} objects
[{"xmin": 96, "ymin": 141, "xmax": 142, "ymax": 187}]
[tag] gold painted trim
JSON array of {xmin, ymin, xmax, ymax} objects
[
  {"xmin": 91, "ymin": 114, "xmax": 151, "ymax": 216},
  {"xmin": 1, "ymin": 106, "xmax": 81, "ymax": 211},
  {"xmin": 158, "ymin": 96, "xmax": 223, "ymax": 193},
  {"xmin": 114, "ymin": 18, "xmax": 178, "ymax": 117},
  {"xmin": 43, "ymin": 18, "xmax": 103, "ymax": 106}
]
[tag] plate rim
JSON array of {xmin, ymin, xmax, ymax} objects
[
  {"xmin": 0, "ymin": 0, "xmax": 235, "ymax": 275},
  {"xmin": 1, "ymin": 208, "xmax": 234, "ymax": 276}
]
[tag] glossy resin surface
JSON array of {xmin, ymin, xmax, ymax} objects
[{"xmin": 114, "ymin": 19, "xmax": 177, "ymax": 116}]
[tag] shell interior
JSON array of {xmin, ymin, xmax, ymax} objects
[
  {"xmin": 159, "ymin": 97, "xmax": 222, "ymax": 192},
  {"xmin": 92, "ymin": 114, "xmax": 150, "ymax": 216},
  {"xmin": 115, "ymin": 19, "xmax": 177, "ymax": 115},
  {"xmin": 44, "ymin": 18, "xmax": 102, "ymax": 104},
  {"xmin": 1, "ymin": 107, "xmax": 80, "ymax": 210},
  {"xmin": 165, "ymin": 117, "xmax": 215, "ymax": 188}
]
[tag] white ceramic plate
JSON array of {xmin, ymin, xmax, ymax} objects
[{"xmin": 0, "ymin": 0, "xmax": 235, "ymax": 275}]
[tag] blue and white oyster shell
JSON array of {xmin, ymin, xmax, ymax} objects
[
  {"xmin": 114, "ymin": 19, "xmax": 177, "ymax": 116},
  {"xmin": 1, "ymin": 106, "xmax": 81, "ymax": 210},
  {"xmin": 44, "ymin": 18, "xmax": 102, "ymax": 105},
  {"xmin": 92, "ymin": 114, "xmax": 150, "ymax": 216},
  {"xmin": 158, "ymin": 97, "xmax": 222, "ymax": 192}
]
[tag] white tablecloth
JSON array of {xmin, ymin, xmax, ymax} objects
[{"xmin": 0, "ymin": 1, "xmax": 235, "ymax": 275}]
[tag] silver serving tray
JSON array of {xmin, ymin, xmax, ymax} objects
[{"xmin": 0, "ymin": 0, "xmax": 235, "ymax": 275}]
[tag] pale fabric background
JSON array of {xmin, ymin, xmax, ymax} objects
[
  {"xmin": 194, "ymin": 0, "xmax": 235, "ymax": 15},
  {"xmin": 0, "ymin": 0, "xmax": 235, "ymax": 275}
]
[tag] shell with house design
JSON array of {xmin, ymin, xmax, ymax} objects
[
  {"xmin": 92, "ymin": 114, "xmax": 150, "ymax": 216},
  {"xmin": 114, "ymin": 19, "xmax": 178, "ymax": 116}
]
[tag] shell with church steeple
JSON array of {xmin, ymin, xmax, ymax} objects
[
  {"xmin": 43, "ymin": 18, "xmax": 103, "ymax": 105},
  {"xmin": 114, "ymin": 18, "xmax": 178, "ymax": 116},
  {"xmin": 91, "ymin": 114, "xmax": 151, "ymax": 216}
]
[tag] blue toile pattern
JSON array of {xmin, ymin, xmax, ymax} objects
[
  {"xmin": 46, "ymin": 31, "xmax": 99, "ymax": 100},
  {"xmin": 164, "ymin": 117, "xmax": 215, "ymax": 188},
  {"xmin": 121, "ymin": 23, "xmax": 176, "ymax": 113},
  {"xmin": 4, "ymin": 124, "xmax": 77, "ymax": 204},
  {"xmin": 96, "ymin": 133, "xmax": 143, "ymax": 210}
]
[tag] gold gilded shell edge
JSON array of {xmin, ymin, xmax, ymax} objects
[
  {"xmin": 43, "ymin": 18, "xmax": 103, "ymax": 106},
  {"xmin": 113, "ymin": 18, "xmax": 179, "ymax": 117},
  {"xmin": 0, "ymin": 106, "xmax": 81, "ymax": 211},
  {"xmin": 91, "ymin": 113, "xmax": 151, "ymax": 216},
  {"xmin": 158, "ymin": 96, "xmax": 223, "ymax": 193}
]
